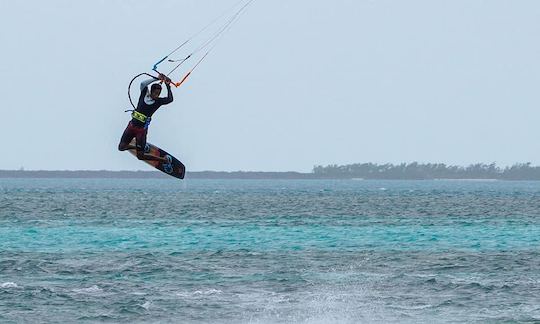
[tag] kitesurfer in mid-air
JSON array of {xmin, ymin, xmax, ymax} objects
[{"xmin": 118, "ymin": 73, "xmax": 174, "ymax": 167}]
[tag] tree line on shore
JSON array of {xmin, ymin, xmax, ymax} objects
[
  {"xmin": 3, "ymin": 163, "xmax": 540, "ymax": 180},
  {"xmin": 312, "ymin": 162, "xmax": 540, "ymax": 180}
]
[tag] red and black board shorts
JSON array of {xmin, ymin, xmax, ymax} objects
[{"xmin": 120, "ymin": 121, "xmax": 148, "ymax": 152}]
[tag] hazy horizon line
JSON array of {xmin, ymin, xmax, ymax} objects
[{"xmin": 4, "ymin": 161, "xmax": 540, "ymax": 173}]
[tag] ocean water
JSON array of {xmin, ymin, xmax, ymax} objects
[{"xmin": 0, "ymin": 178, "xmax": 539, "ymax": 323}]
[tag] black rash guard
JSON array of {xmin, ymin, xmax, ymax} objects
[{"xmin": 131, "ymin": 79, "xmax": 174, "ymax": 127}]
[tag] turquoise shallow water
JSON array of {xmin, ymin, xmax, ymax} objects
[{"xmin": 1, "ymin": 179, "xmax": 539, "ymax": 323}]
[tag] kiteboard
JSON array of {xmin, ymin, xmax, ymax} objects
[{"xmin": 128, "ymin": 139, "xmax": 185, "ymax": 179}]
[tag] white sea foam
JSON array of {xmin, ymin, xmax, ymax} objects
[
  {"xmin": 1, "ymin": 282, "xmax": 18, "ymax": 288},
  {"xmin": 176, "ymin": 289, "xmax": 223, "ymax": 298},
  {"xmin": 141, "ymin": 301, "xmax": 152, "ymax": 310},
  {"xmin": 73, "ymin": 285, "xmax": 103, "ymax": 294}
]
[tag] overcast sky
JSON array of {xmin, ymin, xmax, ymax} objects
[{"xmin": 1, "ymin": 0, "xmax": 539, "ymax": 172}]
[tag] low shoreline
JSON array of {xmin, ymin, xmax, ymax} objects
[
  {"xmin": 0, "ymin": 170, "xmax": 315, "ymax": 180},
  {"xmin": 0, "ymin": 170, "xmax": 537, "ymax": 180}
]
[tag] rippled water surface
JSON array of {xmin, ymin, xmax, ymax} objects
[{"xmin": 1, "ymin": 179, "xmax": 539, "ymax": 323}]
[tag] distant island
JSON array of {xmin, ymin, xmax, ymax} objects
[
  {"xmin": 3, "ymin": 162, "xmax": 540, "ymax": 180},
  {"xmin": 312, "ymin": 162, "xmax": 540, "ymax": 180},
  {"xmin": 0, "ymin": 170, "xmax": 313, "ymax": 180}
]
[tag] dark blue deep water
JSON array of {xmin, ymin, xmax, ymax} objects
[{"xmin": 1, "ymin": 179, "xmax": 539, "ymax": 323}]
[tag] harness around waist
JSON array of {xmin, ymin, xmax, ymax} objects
[{"xmin": 131, "ymin": 111, "xmax": 150, "ymax": 123}]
